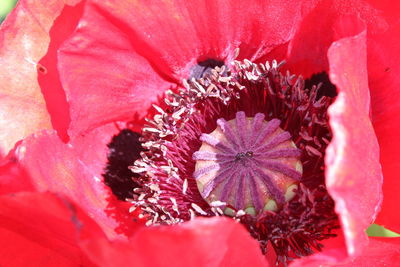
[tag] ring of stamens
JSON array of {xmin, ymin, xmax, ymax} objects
[
  {"xmin": 131, "ymin": 57, "xmax": 339, "ymax": 264},
  {"xmin": 193, "ymin": 111, "xmax": 302, "ymax": 216}
]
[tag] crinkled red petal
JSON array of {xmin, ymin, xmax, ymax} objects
[
  {"xmin": 0, "ymin": 0, "xmax": 65, "ymax": 154},
  {"xmin": 326, "ymin": 20, "xmax": 382, "ymax": 258},
  {"xmin": 58, "ymin": 2, "xmax": 173, "ymax": 137},
  {"xmin": 15, "ymin": 124, "xmax": 140, "ymax": 240},
  {"xmin": 81, "ymin": 217, "xmax": 267, "ymax": 267},
  {"xmin": 76, "ymin": 0, "xmax": 313, "ymax": 81},
  {"xmin": 286, "ymin": 0, "xmax": 388, "ymax": 78},
  {"xmin": 286, "ymin": 0, "xmax": 338, "ymax": 77},
  {"xmin": 365, "ymin": 0, "xmax": 400, "ymax": 25},
  {"xmin": 0, "ymin": 155, "xmax": 34, "ymax": 195},
  {"xmin": 368, "ymin": 23, "xmax": 400, "ymax": 233},
  {"xmin": 335, "ymin": 237, "xmax": 400, "ymax": 267},
  {"xmin": 37, "ymin": 1, "xmax": 86, "ymax": 142},
  {"xmin": 291, "ymin": 236, "xmax": 400, "ymax": 267},
  {"xmin": 0, "ymin": 192, "xmax": 100, "ymax": 267}
]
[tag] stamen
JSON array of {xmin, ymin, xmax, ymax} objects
[
  {"xmin": 190, "ymin": 59, "xmax": 225, "ymax": 79},
  {"xmin": 193, "ymin": 112, "xmax": 303, "ymax": 215},
  {"xmin": 130, "ymin": 58, "xmax": 338, "ymax": 264}
]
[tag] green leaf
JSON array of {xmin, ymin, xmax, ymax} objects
[
  {"xmin": 0, "ymin": 0, "xmax": 18, "ymax": 23},
  {"xmin": 367, "ymin": 224, "xmax": 400, "ymax": 237}
]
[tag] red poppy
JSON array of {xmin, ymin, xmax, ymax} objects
[{"xmin": 1, "ymin": 0, "xmax": 400, "ymax": 266}]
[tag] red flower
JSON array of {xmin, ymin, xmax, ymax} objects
[{"xmin": 1, "ymin": 0, "xmax": 400, "ymax": 266}]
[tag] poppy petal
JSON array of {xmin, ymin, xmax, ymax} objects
[
  {"xmin": 0, "ymin": 192, "xmax": 99, "ymax": 267},
  {"xmin": 286, "ymin": 0, "xmax": 387, "ymax": 78},
  {"xmin": 291, "ymin": 236, "xmax": 400, "ymax": 267},
  {"xmin": 37, "ymin": 1, "xmax": 86, "ymax": 142},
  {"xmin": 81, "ymin": 0, "xmax": 313, "ymax": 81},
  {"xmin": 368, "ymin": 24, "xmax": 400, "ymax": 233},
  {"xmin": 0, "ymin": 155, "xmax": 34, "ymax": 195},
  {"xmin": 365, "ymin": 0, "xmax": 400, "ymax": 25},
  {"xmin": 335, "ymin": 237, "xmax": 400, "ymax": 267},
  {"xmin": 326, "ymin": 24, "xmax": 382, "ymax": 257},
  {"xmin": 15, "ymin": 123, "xmax": 138, "ymax": 240},
  {"xmin": 286, "ymin": 0, "xmax": 337, "ymax": 77},
  {"xmin": 0, "ymin": 0, "xmax": 64, "ymax": 154},
  {"xmin": 81, "ymin": 217, "xmax": 267, "ymax": 267},
  {"xmin": 58, "ymin": 2, "xmax": 173, "ymax": 137}
]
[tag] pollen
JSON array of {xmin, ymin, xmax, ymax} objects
[
  {"xmin": 130, "ymin": 55, "xmax": 339, "ymax": 264},
  {"xmin": 193, "ymin": 112, "xmax": 302, "ymax": 215}
]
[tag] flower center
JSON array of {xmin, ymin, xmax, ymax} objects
[
  {"xmin": 128, "ymin": 56, "xmax": 339, "ymax": 264},
  {"xmin": 193, "ymin": 112, "xmax": 302, "ymax": 216}
]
